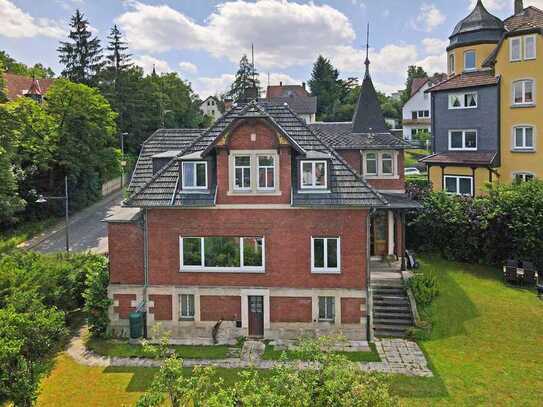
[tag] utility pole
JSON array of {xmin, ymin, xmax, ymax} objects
[
  {"xmin": 120, "ymin": 132, "xmax": 128, "ymax": 189},
  {"xmin": 37, "ymin": 176, "xmax": 70, "ymax": 252}
]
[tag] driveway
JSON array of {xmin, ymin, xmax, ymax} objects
[{"xmin": 23, "ymin": 191, "xmax": 124, "ymax": 254}]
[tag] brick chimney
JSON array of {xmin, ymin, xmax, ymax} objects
[{"xmin": 515, "ymin": 0, "xmax": 524, "ymax": 14}]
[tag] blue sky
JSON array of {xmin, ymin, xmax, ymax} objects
[{"xmin": 0, "ymin": 0, "xmax": 539, "ymax": 97}]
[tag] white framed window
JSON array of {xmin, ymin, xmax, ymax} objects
[
  {"xmin": 318, "ymin": 296, "xmax": 335, "ymax": 322},
  {"xmin": 234, "ymin": 155, "xmax": 251, "ymax": 190},
  {"xmin": 512, "ymin": 80, "xmax": 535, "ymax": 105},
  {"xmin": 311, "ymin": 237, "xmax": 340, "ymax": 273},
  {"xmin": 510, "ymin": 37, "xmax": 522, "ymax": 61},
  {"xmin": 448, "ymin": 130, "xmax": 477, "ymax": 151},
  {"xmin": 512, "ymin": 126, "xmax": 535, "ymax": 150},
  {"xmin": 464, "ymin": 50, "xmax": 476, "ymax": 71},
  {"xmin": 257, "ymin": 155, "xmax": 275, "ymax": 190},
  {"xmin": 182, "ymin": 161, "xmax": 208, "ymax": 190},
  {"xmin": 524, "ymin": 35, "xmax": 536, "ymax": 60},
  {"xmin": 301, "ymin": 160, "xmax": 327, "ymax": 189},
  {"xmin": 180, "ymin": 294, "xmax": 195, "ymax": 320},
  {"xmin": 180, "ymin": 236, "xmax": 265, "ymax": 273},
  {"xmin": 381, "ymin": 153, "xmax": 394, "ymax": 175},
  {"xmin": 513, "ymin": 172, "xmax": 535, "ymax": 183},
  {"xmin": 448, "ymin": 52, "xmax": 455, "ymax": 75},
  {"xmin": 448, "ymin": 92, "xmax": 478, "ymax": 109},
  {"xmin": 365, "ymin": 152, "xmax": 378, "ymax": 175},
  {"xmin": 444, "ymin": 176, "xmax": 473, "ymax": 196}
]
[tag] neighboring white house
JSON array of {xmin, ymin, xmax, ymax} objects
[
  {"xmin": 199, "ymin": 96, "xmax": 221, "ymax": 121},
  {"xmin": 402, "ymin": 74, "xmax": 447, "ymax": 142}
]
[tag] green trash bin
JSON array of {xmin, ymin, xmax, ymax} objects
[{"xmin": 129, "ymin": 312, "xmax": 144, "ymax": 339}]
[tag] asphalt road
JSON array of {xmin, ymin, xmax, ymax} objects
[{"xmin": 30, "ymin": 191, "xmax": 124, "ymax": 254}]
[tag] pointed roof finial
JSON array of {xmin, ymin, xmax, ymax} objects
[
  {"xmin": 152, "ymin": 64, "xmax": 157, "ymax": 76},
  {"xmin": 364, "ymin": 23, "xmax": 370, "ymax": 78}
]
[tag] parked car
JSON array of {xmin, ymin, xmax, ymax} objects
[{"xmin": 404, "ymin": 167, "xmax": 421, "ymax": 176}]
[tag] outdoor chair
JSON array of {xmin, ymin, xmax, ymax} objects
[
  {"xmin": 521, "ymin": 261, "xmax": 538, "ymax": 286},
  {"xmin": 503, "ymin": 260, "xmax": 519, "ymax": 284}
]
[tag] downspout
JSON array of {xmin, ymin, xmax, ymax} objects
[
  {"xmin": 142, "ymin": 208, "xmax": 149, "ymax": 338},
  {"xmin": 366, "ymin": 207, "xmax": 376, "ymax": 343}
]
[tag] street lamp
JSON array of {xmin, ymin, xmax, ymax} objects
[
  {"xmin": 120, "ymin": 132, "xmax": 128, "ymax": 189},
  {"xmin": 36, "ymin": 175, "xmax": 70, "ymax": 252}
]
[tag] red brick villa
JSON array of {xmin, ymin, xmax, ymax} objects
[{"xmin": 106, "ymin": 55, "xmax": 418, "ymax": 343}]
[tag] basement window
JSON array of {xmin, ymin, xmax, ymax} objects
[
  {"xmin": 318, "ymin": 296, "xmax": 335, "ymax": 322},
  {"xmin": 179, "ymin": 294, "xmax": 195, "ymax": 320}
]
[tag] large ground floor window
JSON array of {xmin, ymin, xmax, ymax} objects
[{"xmin": 180, "ymin": 236, "xmax": 264, "ymax": 272}]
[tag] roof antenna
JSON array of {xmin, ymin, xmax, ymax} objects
[{"xmin": 364, "ymin": 23, "xmax": 370, "ymax": 78}]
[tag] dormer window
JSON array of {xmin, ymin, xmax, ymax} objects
[
  {"xmin": 301, "ymin": 161, "xmax": 327, "ymax": 189},
  {"xmin": 234, "ymin": 156, "xmax": 251, "ymax": 190},
  {"xmin": 182, "ymin": 161, "xmax": 207, "ymax": 190}
]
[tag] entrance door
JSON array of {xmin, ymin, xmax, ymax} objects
[
  {"xmin": 371, "ymin": 211, "xmax": 388, "ymax": 257},
  {"xmin": 248, "ymin": 296, "xmax": 264, "ymax": 337}
]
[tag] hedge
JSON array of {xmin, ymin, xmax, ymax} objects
[{"xmin": 408, "ymin": 180, "xmax": 543, "ymax": 269}]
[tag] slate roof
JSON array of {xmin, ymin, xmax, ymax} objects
[
  {"xmin": 426, "ymin": 70, "xmax": 499, "ymax": 93},
  {"xmin": 419, "ymin": 151, "xmax": 497, "ymax": 166},
  {"xmin": 450, "ymin": 0, "xmax": 504, "ymax": 38},
  {"xmin": 127, "ymin": 128, "xmax": 204, "ymax": 195},
  {"xmin": 263, "ymin": 95, "xmax": 317, "ymax": 115},
  {"xmin": 309, "ymin": 122, "xmax": 410, "ymax": 150},
  {"xmin": 504, "ymin": 6, "xmax": 543, "ymax": 31},
  {"xmin": 125, "ymin": 101, "xmax": 388, "ymax": 208},
  {"xmin": 352, "ymin": 68, "xmax": 388, "ymax": 134}
]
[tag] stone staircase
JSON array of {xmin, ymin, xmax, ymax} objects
[{"xmin": 371, "ymin": 261, "xmax": 414, "ymax": 338}]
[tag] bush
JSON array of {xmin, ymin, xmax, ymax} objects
[
  {"xmin": 406, "ymin": 177, "xmax": 432, "ymax": 201},
  {"xmin": 83, "ymin": 256, "xmax": 111, "ymax": 338},
  {"xmin": 408, "ymin": 270, "xmax": 439, "ymax": 306},
  {"xmin": 408, "ymin": 181, "xmax": 543, "ymax": 269},
  {"xmin": 137, "ymin": 335, "xmax": 399, "ymax": 407}
]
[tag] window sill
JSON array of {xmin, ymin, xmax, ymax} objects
[
  {"xmin": 179, "ymin": 318, "xmax": 195, "ymax": 322},
  {"xmin": 318, "ymin": 320, "xmax": 335, "ymax": 324},
  {"xmin": 511, "ymin": 103, "xmax": 536, "ymax": 109},
  {"xmin": 364, "ymin": 175, "xmax": 400, "ymax": 180},
  {"xmin": 448, "ymin": 149, "xmax": 478, "ymax": 152},
  {"xmin": 511, "ymin": 148, "xmax": 536, "ymax": 153},
  {"xmin": 311, "ymin": 269, "xmax": 341, "ymax": 274},
  {"xmin": 180, "ymin": 268, "xmax": 265, "ymax": 274},
  {"xmin": 181, "ymin": 189, "xmax": 210, "ymax": 194},
  {"xmin": 227, "ymin": 190, "xmax": 282, "ymax": 196}
]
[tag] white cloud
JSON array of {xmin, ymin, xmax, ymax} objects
[
  {"xmin": 413, "ymin": 3, "xmax": 446, "ymax": 32},
  {"xmin": 178, "ymin": 61, "xmax": 198, "ymax": 75},
  {"xmin": 416, "ymin": 53, "xmax": 447, "ymax": 74},
  {"xmin": 0, "ymin": 0, "xmax": 65, "ymax": 39},
  {"xmin": 192, "ymin": 73, "xmax": 235, "ymax": 98},
  {"xmin": 525, "ymin": 0, "xmax": 543, "ymax": 9},
  {"xmin": 117, "ymin": 0, "xmax": 355, "ymax": 70},
  {"xmin": 422, "ymin": 38, "xmax": 448, "ymax": 55},
  {"xmin": 132, "ymin": 55, "xmax": 171, "ymax": 75}
]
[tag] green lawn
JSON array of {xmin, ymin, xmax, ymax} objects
[
  {"xmin": 86, "ymin": 337, "xmax": 235, "ymax": 359},
  {"xmin": 405, "ymin": 148, "xmax": 430, "ymax": 168},
  {"xmin": 37, "ymin": 257, "xmax": 543, "ymax": 406},
  {"xmin": 262, "ymin": 343, "xmax": 381, "ymax": 362}
]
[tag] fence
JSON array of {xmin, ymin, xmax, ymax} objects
[{"xmin": 101, "ymin": 176, "xmax": 122, "ymax": 196}]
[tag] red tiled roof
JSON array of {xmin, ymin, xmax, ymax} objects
[
  {"xmin": 266, "ymin": 84, "xmax": 309, "ymax": 98},
  {"xmin": 504, "ymin": 6, "xmax": 543, "ymax": 31},
  {"xmin": 426, "ymin": 70, "xmax": 499, "ymax": 93},
  {"xmin": 420, "ymin": 151, "xmax": 497, "ymax": 166},
  {"xmin": 3, "ymin": 73, "xmax": 55, "ymax": 101},
  {"xmin": 410, "ymin": 77, "xmax": 427, "ymax": 96}
]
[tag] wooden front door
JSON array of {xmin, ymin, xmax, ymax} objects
[
  {"xmin": 371, "ymin": 211, "xmax": 388, "ymax": 257},
  {"xmin": 248, "ymin": 296, "xmax": 264, "ymax": 337}
]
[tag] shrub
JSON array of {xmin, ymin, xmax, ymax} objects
[
  {"xmin": 408, "ymin": 270, "xmax": 439, "ymax": 306},
  {"xmin": 406, "ymin": 177, "xmax": 432, "ymax": 201},
  {"xmin": 137, "ymin": 335, "xmax": 398, "ymax": 407},
  {"xmin": 408, "ymin": 181, "xmax": 543, "ymax": 269},
  {"xmin": 83, "ymin": 256, "xmax": 111, "ymax": 337}
]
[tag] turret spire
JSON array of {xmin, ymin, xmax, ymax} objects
[{"xmin": 364, "ymin": 23, "xmax": 370, "ymax": 78}]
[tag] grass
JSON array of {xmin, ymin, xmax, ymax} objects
[
  {"xmin": 36, "ymin": 256, "xmax": 543, "ymax": 406},
  {"xmin": 86, "ymin": 337, "xmax": 235, "ymax": 360},
  {"xmin": 262, "ymin": 342, "xmax": 381, "ymax": 362},
  {"xmin": 0, "ymin": 217, "xmax": 59, "ymax": 254},
  {"xmin": 405, "ymin": 148, "xmax": 430, "ymax": 168}
]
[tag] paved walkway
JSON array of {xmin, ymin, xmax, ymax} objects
[{"xmin": 67, "ymin": 329, "xmax": 432, "ymax": 377}]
